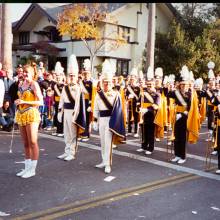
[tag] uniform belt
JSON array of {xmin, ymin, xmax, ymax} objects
[
  {"xmin": 64, "ymin": 102, "xmax": 75, "ymax": 109},
  {"xmin": 213, "ymin": 106, "xmax": 217, "ymax": 111},
  {"xmin": 208, "ymin": 100, "xmax": 213, "ymax": 106},
  {"xmin": 99, "ymin": 110, "xmax": 112, "ymax": 117},
  {"xmin": 84, "ymin": 93, "xmax": 90, "ymax": 100},
  {"xmin": 18, "ymin": 107, "xmax": 33, "ymax": 114},
  {"xmin": 176, "ymin": 105, "xmax": 186, "ymax": 113},
  {"xmin": 217, "ymin": 119, "xmax": 220, "ymax": 126},
  {"xmin": 55, "ymin": 96, "xmax": 60, "ymax": 102},
  {"xmin": 141, "ymin": 103, "xmax": 152, "ymax": 108}
]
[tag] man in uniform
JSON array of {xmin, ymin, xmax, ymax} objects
[
  {"xmin": 125, "ymin": 67, "xmax": 140, "ymax": 137},
  {"xmin": 93, "ymin": 60, "xmax": 125, "ymax": 174},
  {"xmin": 57, "ymin": 54, "xmax": 86, "ymax": 161},
  {"xmin": 137, "ymin": 67, "xmax": 161, "ymax": 155},
  {"xmin": 52, "ymin": 62, "xmax": 65, "ymax": 137},
  {"xmin": 80, "ymin": 59, "xmax": 95, "ymax": 142}
]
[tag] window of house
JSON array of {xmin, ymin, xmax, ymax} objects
[
  {"xmin": 117, "ymin": 25, "xmax": 130, "ymax": 42},
  {"xmin": 50, "ymin": 28, "xmax": 62, "ymax": 42},
  {"xmin": 19, "ymin": 31, "xmax": 30, "ymax": 45},
  {"xmin": 116, "ymin": 59, "xmax": 129, "ymax": 76}
]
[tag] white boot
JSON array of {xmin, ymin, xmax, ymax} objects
[
  {"xmin": 21, "ymin": 160, "xmax": 37, "ymax": 178},
  {"xmin": 16, "ymin": 159, "xmax": 31, "ymax": 177}
]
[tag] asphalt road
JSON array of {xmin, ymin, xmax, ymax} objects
[{"xmin": 0, "ymin": 123, "xmax": 220, "ymax": 220}]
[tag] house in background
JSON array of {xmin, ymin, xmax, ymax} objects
[{"xmin": 12, "ymin": 3, "xmax": 178, "ymax": 77}]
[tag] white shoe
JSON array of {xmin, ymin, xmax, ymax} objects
[
  {"xmin": 46, "ymin": 127, "xmax": 52, "ymax": 131},
  {"xmin": 21, "ymin": 169, "xmax": 36, "ymax": 178},
  {"xmin": 177, "ymin": 159, "xmax": 186, "ymax": 164},
  {"xmin": 57, "ymin": 133, "xmax": 64, "ymax": 137},
  {"xmin": 167, "ymin": 141, "xmax": 172, "ymax": 146},
  {"xmin": 205, "ymin": 138, "xmax": 211, "ymax": 142},
  {"xmin": 52, "ymin": 132, "xmax": 57, "ymax": 136},
  {"xmin": 134, "ymin": 133, "xmax": 139, "ymax": 138},
  {"xmin": 82, "ymin": 138, "xmax": 89, "ymax": 142},
  {"xmin": 155, "ymin": 138, "xmax": 160, "ymax": 142},
  {"xmin": 95, "ymin": 162, "xmax": 105, "ymax": 168},
  {"xmin": 215, "ymin": 169, "xmax": 220, "ymax": 174},
  {"xmin": 105, "ymin": 165, "xmax": 111, "ymax": 174},
  {"xmin": 77, "ymin": 137, "xmax": 82, "ymax": 141},
  {"xmin": 126, "ymin": 133, "xmax": 132, "ymax": 136},
  {"xmin": 136, "ymin": 148, "xmax": 144, "ymax": 152},
  {"xmin": 16, "ymin": 169, "xmax": 27, "ymax": 177},
  {"xmin": 145, "ymin": 150, "xmax": 152, "ymax": 155},
  {"xmin": 171, "ymin": 156, "xmax": 181, "ymax": 162},
  {"xmin": 57, "ymin": 153, "xmax": 68, "ymax": 159},
  {"xmin": 64, "ymin": 155, "xmax": 75, "ymax": 161},
  {"xmin": 211, "ymin": 151, "xmax": 218, "ymax": 156}
]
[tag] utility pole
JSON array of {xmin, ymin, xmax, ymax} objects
[
  {"xmin": 146, "ymin": 3, "xmax": 156, "ymax": 70},
  {"xmin": 1, "ymin": 3, "xmax": 12, "ymax": 70},
  {"xmin": 0, "ymin": 3, "xmax": 2, "ymax": 62}
]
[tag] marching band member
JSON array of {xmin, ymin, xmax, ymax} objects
[
  {"xmin": 93, "ymin": 60, "xmax": 125, "ymax": 174},
  {"xmin": 52, "ymin": 62, "xmax": 65, "ymax": 137},
  {"xmin": 125, "ymin": 67, "xmax": 140, "ymax": 137},
  {"xmin": 138, "ymin": 67, "xmax": 161, "ymax": 155},
  {"xmin": 15, "ymin": 64, "xmax": 43, "ymax": 178},
  {"xmin": 80, "ymin": 59, "xmax": 96, "ymax": 142},
  {"xmin": 205, "ymin": 62, "xmax": 218, "ymax": 143},
  {"xmin": 169, "ymin": 65, "xmax": 196, "ymax": 164},
  {"xmin": 57, "ymin": 54, "xmax": 86, "ymax": 161}
]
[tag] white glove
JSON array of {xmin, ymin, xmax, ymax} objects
[
  {"xmin": 87, "ymin": 106, "xmax": 92, "ymax": 112},
  {"xmin": 176, "ymin": 113, "xmax": 182, "ymax": 121},
  {"xmin": 183, "ymin": 111, "xmax": 188, "ymax": 116},
  {"xmin": 140, "ymin": 108, "xmax": 148, "ymax": 114},
  {"xmin": 57, "ymin": 112, "xmax": 63, "ymax": 123},
  {"xmin": 128, "ymin": 94, "xmax": 134, "ymax": 99},
  {"xmin": 93, "ymin": 121, "xmax": 98, "ymax": 131}
]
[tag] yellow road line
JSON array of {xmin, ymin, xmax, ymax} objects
[{"xmin": 13, "ymin": 173, "xmax": 196, "ymax": 220}]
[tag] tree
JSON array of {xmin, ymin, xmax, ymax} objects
[
  {"xmin": 210, "ymin": 3, "xmax": 220, "ymax": 19},
  {"xmin": 57, "ymin": 3, "xmax": 126, "ymax": 76}
]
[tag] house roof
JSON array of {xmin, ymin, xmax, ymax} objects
[{"xmin": 13, "ymin": 3, "xmax": 179, "ymax": 32}]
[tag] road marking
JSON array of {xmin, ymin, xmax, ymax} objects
[
  {"xmin": 39, "ymin": 133, "xmax": 220, "ymax": 181},
  {"xmin": 12, "ymin": 173, "xmax": 197, "ymax": 220}
]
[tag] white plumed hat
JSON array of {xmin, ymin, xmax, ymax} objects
[
  {"xmin": 138, "ymin": 70, "xmax": 144, "ymax": 79},
  {"xmin": 83, "ymin": 59, "xmax": 91, "ymax": 72},
  {"xmin": 208, "ymin": 69, "xmax": 215, "ymax": 80},
  {"xmin": 180, "ymin": 65, "xmax": 189, "ymax": 82},
  {"xmin": 168, "ymin": 74, "xmax": 175, "ymax": 84},
  {"xmin": 163, "ymin": 75, "xmax": 169, "ymax": 85},
  {"xmin": 189, "ymin": 70, "xmax": 195, "ymax": 82},
  {"xmin": 194, "ymin": 78, "xmax": 203, "ymax": 88},
  {"xmin": 146, "ymin": 66, "xmax": 154, "ymax": 81},
  {"xmin": 207, "ymin": 61, "xmax": 215, "ymax": 70},
  {"xmin": 54, "ymin": 61, "xmax": 64, "ymax": 75},
  {"xmin": 129, "ymin": 67, "xmax": 138, "ymax": 78},
  {"xmin": 101, "ymin": 59, "xmax": 114, "ymax": 81},
  {"xmin": 155, "ymin": 67, "xmax": 163, "ymax": 79},
  {"xmin": 67, "ymin": 54, "xmax": 79, "ymax": 76}
]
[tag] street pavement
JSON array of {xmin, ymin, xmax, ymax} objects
[{"xmin": 0, "ymin": 123, "xmax": 220, "ymax": 220}]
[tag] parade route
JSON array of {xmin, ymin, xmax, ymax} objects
[{"xmin": 1, "ymin": 129, "xmax": 220, "ymax": 220}]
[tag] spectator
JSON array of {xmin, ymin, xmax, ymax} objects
[{"xmin": 0, "ymin": 100, "xmax": 14, "ymax": 132}]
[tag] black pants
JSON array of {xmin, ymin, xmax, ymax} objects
[
  {"xmin": 53, "ymin": 102, "xmax": 63, "ymax": 134},
  {"xmin": 141, "ymin": 110, "xmax": 155, "ymax": 152},
  {"xmin": 207, "ymin": 106, "xmax": 214, "ymax": 130},
  {"xmin": 174, "ymin": 113, "xmax": 187, "ymax": 159},
  {"xmin": 216, "ymin": 127, "xmax": 220, "ymax": 169},
  {"xmin": 81, "ymin": 99, "xmax": 91, "ymax": 138},
  {"xmin": 128, "ymin": 103, "xmax": 139, "ymax": 134}
]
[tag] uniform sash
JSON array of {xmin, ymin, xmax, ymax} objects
[
  {"xmin": 65, "ymin": 85, "xmax": 75, "ymax": 104},
  {"xmin": 175, "ymin": 90, "xmax": 187, "ymax": 107},
  {"xmin": 143, "ymin": 91, "xmax": 154, "ymax": 104},
  {"xmin": 127, "ymin": 85, "xmax": 139, "ymax": 100},
  {"xmin": 98, "ymin": 90, "xmax": 113, "ymax": 112}
]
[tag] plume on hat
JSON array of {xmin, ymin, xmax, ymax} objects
[
  {"xmin": 155, "ymin": 67, "xmax": 163, "ymax": 79},
  {"xmin": 163, "ymin": 75, "xmax": 169, "ymax": 85},
  {"xmin": 208, "ymin": 69, "xmax": 215, "ymax": 79},
  {"xmin": 83, "ymin": 59, "xmax": 91, "ymax": 72},
  {"xmin": 180, "ymin": 65, "xmax": 189, "ymax": 81},
  {"xmin": 189, "ymin": 70, "xmax": 195, "ymax": 82},
  {"xmin": 54, "ymin": 61, "xmax": 64, "ymax": 75},
  {"xmin": 129, "ymin": 67, "xmax": 138, "ymax": 77},
  {"xmin": 194, "ymin": 78, "xmax": 203, "ymax": 87},
  {"xmin": 168, "ymin": 74, "xmax": 175, "ymax": 83},
  {"xmin": 138, "ymin": 70, "xmax": 144, "ymax": 79},
  {"xmin": 101, "ymin": 59, "xmax": 114, "ymax": 81},
  {"xmin": 146, "ymin": 66, "xmax": 154, "ymax": 80},
  {"xmin": 67, "ymin": 54, "xmax": 79, "ymax": 75},
  {"xmin": 207, "ymin": 61, "xmax": 215, "ymax": 70}
]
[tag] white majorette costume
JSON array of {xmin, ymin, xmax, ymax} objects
[
  {"xmin": 93, "ymin": 60, "xmax": 126, "ymax": 174},
  {"xmin": 57, "ymin": 54, "xmax": 86, "ymax": 161}
]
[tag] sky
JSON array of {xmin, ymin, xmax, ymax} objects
[{"xmin": 9, "ymin": 3, "xmax": 31, "ymax": 22}]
